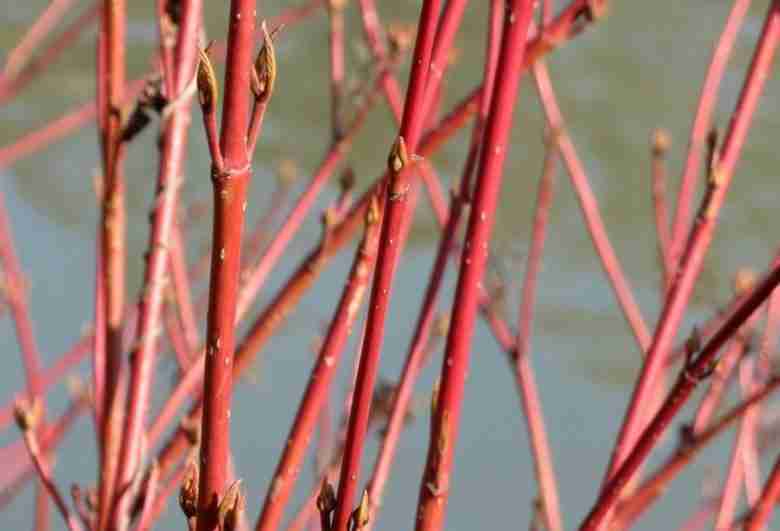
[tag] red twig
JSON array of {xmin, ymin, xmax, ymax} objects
[
  {"xmin": 415, "ymin": 2, "xmax": 535, "ymax": 529},
  {"xmin": 713, "ymin": 358, "xmax": 762, "ymax": 530},
  {"xmin": 331, "ymin": 1, "xmax": 442, "ymax": 528},
  {"xmin": 196, "ymin": 0, "xmax": 256, "ymax": 528},
  {"xmin": 15, "ymin": 402, "xmax": 83, "ymax": 531},
  {"xmin": 612, "ymin": 373, "xmax": 780, "ymax": 529},
  {"xmin": 235, "ymin": 75, "xmax": 382, "ymax": 318},
  {"xmin": 668, "ymin": 0, "xmax": 753, "ymax": 275},
  {"xmin": 254, "ymin": 196, "xmax": 382, "ymax": 531},
  {"xmin": 0, "ymin": 2, "xmax": 101, "ymax": 105},
  {"xmin": 511, "ymin": 117, "xmax": 562, "ymax": 531},
  {"xmin": 95, "ymin": 0, "xmax": 128, "ymax": 524},
  {"xmin": 602, "ymin": 0, "xmax": 780, "ymax": 490},
  {"xmin": 363, "ymin": 2, "xmax": 502, "ymax": 524},
  {"xmin": 533, "ymin": 56, "xmax": 650, "ymax": 352},
  {"xmin": 0, "ymin": 392, "xmax": 88, "ymax": 505},
  {"xmin": 327, "ymin": 0, "xmax": 347, "ymax": 140},
  {"xmin": 170, "ymin": 223, "xmax": 200, "ymax": 355},
  {"xmin": 113, "ymin": 0, "xmax": 202, "ymax": 527},
  {"xmin": 150, "ymin": 82, "xmax": 477, "ymax": 492},
  {"xmin": 650, "ymin": 129, "xmax": 673, "ymax": 290},
  {"xmin": 581, "ymin": 250, "xmax": 780, "ymax": 529},
  {"xmin": 2, "ymin": 0, "xmax": 78, "ymax": 79},
  {"xmin": 691, "ymin": 276, "xmax": 759, "ymax": 434},
  {"xmin": 744, "ymin": 453, "xmax": 780, "ymax": 531},
  {"xmin": 134, "ymin": 462, "xmax": 160, "ymax": 531}
]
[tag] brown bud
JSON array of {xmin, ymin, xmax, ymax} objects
[
  {"xmin": 340, "ymin": 168, "xmax": 356, "ymax": 194},
  {"xmin": 387, "ymin": 136, "xmax": 409, "ymax": 174},
  {"xmin": 217, "ymin": 480, "xmax": 245, "ymax": 531},
  {"xmin": 350, "ymin": 489, "xmax": 370, "ymax": 530},
  {"xmin": 652, "ymin": 128, "xmax": 671, "ymax": 156},
  {"xmin": 685, "ymin": 326, "xmax": 702, "ymax": 358},
  {"xmin": 734, "ymin": 268, "xmax": 757, "ymax": 296},
  {"xmin": 434, "ymin": 313, "xmax": 450, "ymax": 338},
  {"xmin": 316, "ymin": 480, "xmax": 337, "ymax": 515},
  {"xmin": 430, "ymin": 379, "xmax": 440, "ymax": 418},
  {"xmin": 252, "ymin": 22, "xmax": 277, "ymax": 103},
  {"xmin": 178, "ymin": 460, "xmax": 199, "ymax": 519},
  {"xmin": 13, "ymin": 398, "xmax": 42, "ymax": 432},
  {"xmin": 366, "ymin": 194, "xmax": 381, "ymax": 226},
  {"xmin": 197, "ymin": 44, "xmax": 219, "ymax": 111}
]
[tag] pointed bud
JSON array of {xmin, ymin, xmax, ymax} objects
[
  {"xmin": 734, "ymin": 268, "xmax": 756, "ymax": 296},
  {"xmin": 350, "ymin": 490, "xmax": 370, "ymax": 530},
  {"xmin": 340, "ymin": 168, "xmax": 356, "ymax": 194},
  {"xmin": 685, "ymin": 326, "xmax": 702, "ymax": 358},
  {"xmin": 178, "ymin": 460, "xmax": 199, "ymax": 519},
  {"xmin": 252, "ymin": 22, "xmax": 277, "ymax": 103},
  {"xmin": 430, "ymin": 379, "xmax": 440, "ymax": 418},
  {"xmin": 197, "ymin": 44, "xmax": 219, "ymax": 112},
  {"xmin": 13, "ymin": 398, "xmax": 42, "ymax": 432},
  {"xmin": 652, "ymin": 128, "xmax": 671, "ymax": 156},
  {"xmin": 366, "ymin": 194, "xmax": 381, "ymax": 226},
  {"xmin": 387, "ymin": 136, "xmax": 409, "ymax": 174},
  {"xmin": 218, "ymin": 480, "xmax": 245, "ymax": 531},
  {"xmin": 316, "ymin": 480, "xmax": 337, "ymax": 515}
]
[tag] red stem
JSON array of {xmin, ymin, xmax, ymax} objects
[
  {"xmin": 668, "ymin": 0, "xmax": 752, "ymax": 275},
  {"xmin": 235, "ymin": 77, "xmax": 382, "ymax": 318},
  {"xmin": 95, "ymin": 0, "xmax": 127, "ymax": 524},
  {"xmin": 415, "ymin": 2, "xmax": 535, "ymax": 529},
  {"xmin": 580, "ymin": 250, "xmax": 780, "ymax": 529},
  {"xmin": 603, "ymin": 0, "xmax": 780, "ymax": 488},
  {"xmin": 148, "ymin": 87, "xmax": 477, "ymax": 472},
  {"xmin": 196, "ymin": 0, "xmax": 255, "ymax": 529},
  {"xmin": 612, "ymin": 374, "xmax": 780, "ymax": 529},
  {"xmin": 331, "ymin": 1, "xmax": 442, "ymax": 528},
  {"xmin": 113, "ymin": 0, "xmax": 202, "ymax": 527},
  {"xmin": 170, "ymin": 223, "xmax": 200, "ymax": 354},
  {"xmin": 19, "ymin": 427, "xmax": 83, "ymax": 531},
  {"xmin": 533, "ymin": 53, "xmax": 650, "ymax": 352},
  {"xmin": 363, "ymin": 2, "xmax": 502, "ymax": 524},
  {"xmin": 511, "ymin": 112, "xmax": 562, "ymax": 531},
  {"xmin": 0, "ymin": 2, "xmax": 101, "ymax": 105},
  {"xmin": 713, "ymin": 358, "xmax": 762, "ymax": 530},
  {"xmin": 744, "ymin": 453, "xmax": 780, "ymax": 531},
  {"xmin": 2, "ymin": 0, "xmax": 78, "ymax": 79},
  {"xmin": 254, "ymin": 197, "xmax": 382, "ymax": 531},
  {"xmin": 650, "ymin": 129, "xmax": 672, "ymax": 290}
]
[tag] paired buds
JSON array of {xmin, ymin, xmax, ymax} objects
[{"xmin": 317, "ymin": 481, "xmax": 370, "ymax": 531}]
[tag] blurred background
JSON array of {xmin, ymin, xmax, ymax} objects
[{"xmin": 2, "ymin": 1, "xmax": 780, "ymax": 529}]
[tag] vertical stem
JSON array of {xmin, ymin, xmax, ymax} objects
[
  {"xmin": 364, "ymin": 2, "xmax": 501, "ymax": 525},
  {"xmin": 254, "ymin": 197, "xmax": 382, "ymax": 531},
  {"xmin": 512, "ymin": 122, "xmax": 562, "ymax": 531},
  {"xmin": 415, "ymin": 2, "xmax": 535, "ymax": 529},
  {"xmin": 331, "ymin": 2, "xmax": 441, "ymax": 529},
  {"xmin": 95, "ymin": 0, "xmax": 126, "ymax": 525},
  {"xmin": 196, "ymin": 0, "xmax": 255, "ymax": 529},
  {"xmin": 113, "ymin": 0, "xmax": 203, "ymax": 527}
]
